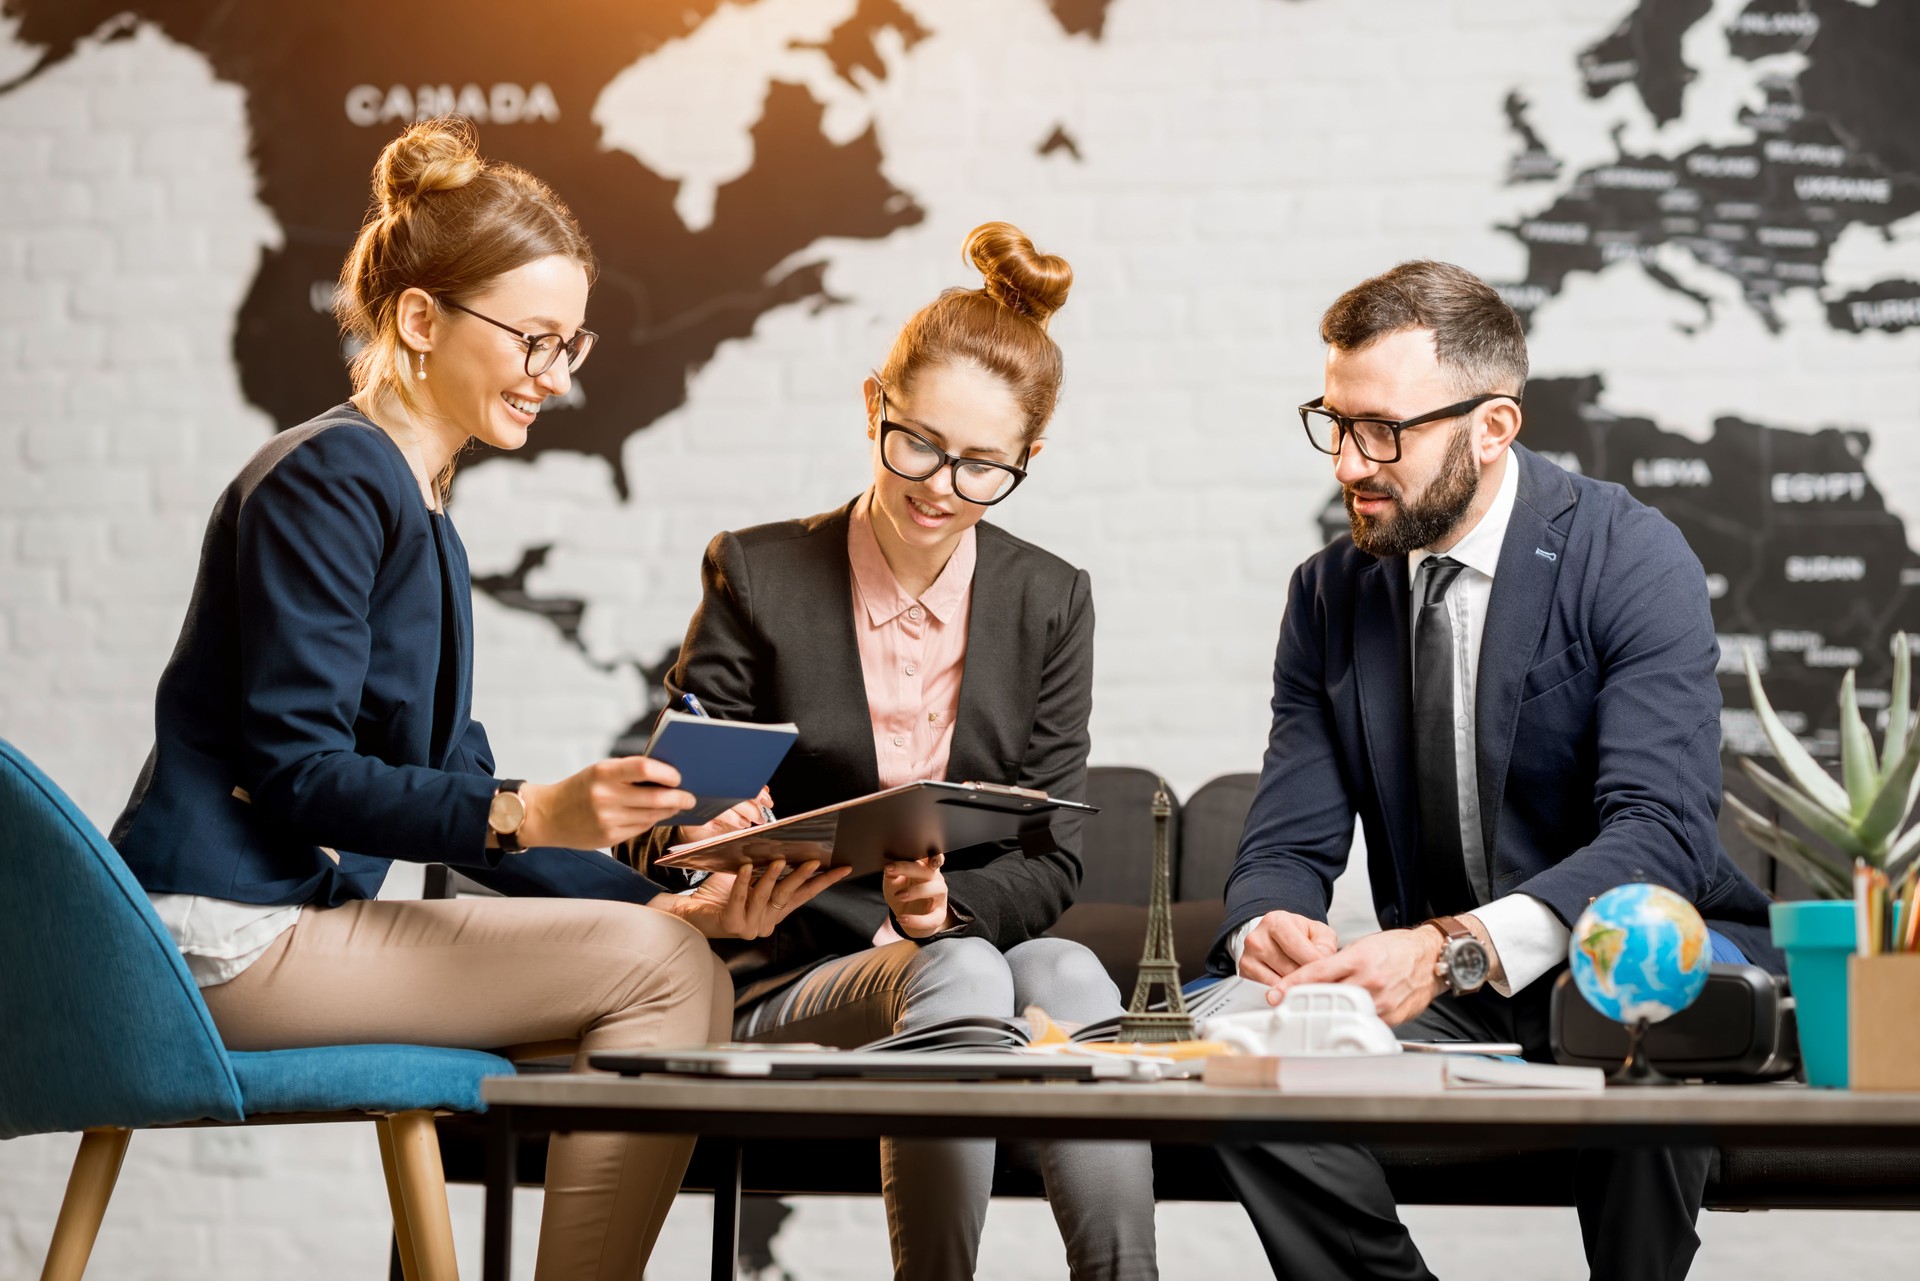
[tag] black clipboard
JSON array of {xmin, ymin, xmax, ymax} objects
[{"xmin": 652, "ymin": 780, "xmax": 1098, "ymax": 878}]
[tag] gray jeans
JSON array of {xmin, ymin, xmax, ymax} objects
[{"xmin": 737, "ymin": 936, "xmax": 1159, "ymax": 1281}]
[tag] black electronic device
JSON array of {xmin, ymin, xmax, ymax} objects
[
  {"xmin": 588, "ymin": 1048, "xmax": 1142, "ymax": 1081},
  {"xmin": 1550, "ymin": 963, "xmax": 1799, "ymax": 1082}
]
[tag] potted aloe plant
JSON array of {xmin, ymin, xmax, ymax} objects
[{"xmin": 1726, "ymin": 633, "xmax": 1920, "ymax": 1087}]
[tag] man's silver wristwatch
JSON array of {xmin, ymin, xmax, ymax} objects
[
  {"xmin": 489, "ymin": 779, "xmax": 527, "ymax": 854},
  {"xmin": 1421, "ymin": 915, "xmax": 1491, "ymax": 997}
]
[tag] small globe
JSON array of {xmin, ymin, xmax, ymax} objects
[{"xmin": 1568, "ymin": 883, "xmax": 1711, "ymax": 1026}]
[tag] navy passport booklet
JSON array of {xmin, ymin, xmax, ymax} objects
[{"xmin": 643, "ymin": 709, "xmax": 798, "ymax": 827}]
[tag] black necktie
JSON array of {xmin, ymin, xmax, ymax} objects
[{"xmin": 1414, "ymin": 555, "xmax": 1475, "ymax": 916}]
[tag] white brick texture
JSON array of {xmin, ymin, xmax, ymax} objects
[{"xmin": 4, "ymin": 1, "xmax": 1920, "ymax": 1277}]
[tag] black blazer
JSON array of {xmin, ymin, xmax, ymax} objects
[
  {"xmin": 1213, "ymin": 445, "xmax": 1782, "ymax": 974},
  {"xmin": 111, "ymin": 405, "xmax": 664, "ymax": 909},
  {"xmin": 637, "ymin": 500, "xmax": 1095, "ymax": 994}
]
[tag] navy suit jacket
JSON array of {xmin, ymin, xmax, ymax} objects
[
  {"xmin": 1212, "ymin": 445, "xmax": 1782, "ymax": 976},
  {"xmin": 112, "ymin": 405, "xmax": 662, "ymax": 909}
]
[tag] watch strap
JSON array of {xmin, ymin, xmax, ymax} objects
[
  {"xmin": 491, "ymin": 779, "xmax": 527, "ymax": 854},
  {"xmin": 1421, "ymin": 914, "xmax": 1475, "ymax": 944}
]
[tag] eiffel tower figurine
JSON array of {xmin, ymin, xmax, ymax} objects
[{"xmin": 1120, "ymin": 780, "xmax": 1195, "ymax": 1043}]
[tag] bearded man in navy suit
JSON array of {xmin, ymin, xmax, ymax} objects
[{"xmin": 1210, "ymin": 260, "xmax": 1779, "ymax": 1281}]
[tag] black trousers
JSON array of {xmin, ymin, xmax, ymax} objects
[{"xmin": 1217, "ymin": 982, "xmax": 1713, "ymax": 1281}]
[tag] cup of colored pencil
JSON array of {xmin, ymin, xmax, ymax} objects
[{"xmin": 1855, "ymin": 858, "xmax": 1920, "ymax": 956}]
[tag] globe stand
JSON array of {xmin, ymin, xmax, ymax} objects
[{"xmin": 1608, "ymin": 1017, "xmax": 1678, "ymax": 1087}]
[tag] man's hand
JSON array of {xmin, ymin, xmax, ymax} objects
[
  {"xmin": 883, "ymin": 853, "xmax": 954, "ymax": 938},
  {"xmin": 1238, "ymin": 910, "xmax": 1338, "ymax": 986},
  {"xmin": 1267, "ymin": 927, "xmax": 1446, "ymax": 1026}
]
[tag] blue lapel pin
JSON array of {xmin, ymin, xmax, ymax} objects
[{"xmin": 1534, "ymin": 547, "xmax": 1557, "ymax": 562}]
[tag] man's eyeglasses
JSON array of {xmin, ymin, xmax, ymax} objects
[
  {"xmin": 876, "ymin": 381, "xmax": 1029, "ymax": 506},
  {"xmin": 1299, "ymin": 393, "xmax": 1519, "ymax": 464},
  {"xmin": 439, "ymin": 297, "xmax": 597, "ymax": 377}
]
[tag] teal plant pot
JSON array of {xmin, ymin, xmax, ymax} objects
[{"xmin": 1770, "ymin": 900, "xmax": 1857, "ymax": 1088}]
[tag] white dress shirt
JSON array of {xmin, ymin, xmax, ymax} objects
[
  {"xmin": 148, "ymin": 892, "xmax": 303, "ymax": 988},
  {"xmin": 1231, "ymin": 452, "xmax": 1570, "ymax": 996}
]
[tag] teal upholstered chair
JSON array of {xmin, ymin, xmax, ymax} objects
[{"xmin": 0, "ymin": 737, "xmax": 515, "ymax": 1280}]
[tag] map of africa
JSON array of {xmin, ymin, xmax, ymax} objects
[{"xmin": 4, "ymin": 0, "xmax": 1916, "ymax": 896}]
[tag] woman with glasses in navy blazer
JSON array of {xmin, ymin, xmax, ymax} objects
[{"xmin": 110, "ymin": 120, "xmax": 843, "ymax": 1281}]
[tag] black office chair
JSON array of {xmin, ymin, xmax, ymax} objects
[
  {"xmin": 1048, "ymin": 766, "xmax": 1201, "ymax": 992},
  {"xmin": 1073, "ymin": 765, "xmax": 1180, "ymax": 906},
  {"xmin": 1176, "ymin": 772, "xmax": 1259, "ymax": 902}
]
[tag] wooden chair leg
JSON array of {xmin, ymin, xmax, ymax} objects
[
  {"xmin": 40, "ymin": 1128, "xmax": 131, "ymax": 1281},
  {"xmin": 377, "ymin": 1120, "xmax": 421, "ymax": 1281},
  {"xmin": 380, "ymin": 1112, "xmax": 458, "ymax": 1281}
]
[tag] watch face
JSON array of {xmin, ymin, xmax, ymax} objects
[
  {"xmin": 1449, "ymin": 939, "xmax": 1491, "ymax": 991},
  {"xmin": 489, "ymin": 789, "xmax": 527, "ymax": 833}
]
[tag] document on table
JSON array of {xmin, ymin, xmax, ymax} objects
[{"xmin": 1202, "ymin": 1054, "xmax": 1604, "ymax": 1093}]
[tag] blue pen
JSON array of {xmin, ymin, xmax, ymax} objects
[{"xmin": 676, "ymin": 692, "xmax": 774, "ymax": 824}]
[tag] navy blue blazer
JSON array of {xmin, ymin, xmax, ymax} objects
[
  {"xmin": 112, "ymin": 405, "xmax": 662, "ymax": 909},
  {"xmin": 1212, "ymin": 445, "xmax": 1782, "ymax": 975}
]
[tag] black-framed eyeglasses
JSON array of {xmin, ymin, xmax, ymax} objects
[
  {"xmin": 438, "ymin": 297, "xmax": 597, "ymax": 377},
  {"xmin": 1299, "ymin": 393, "xmax": 1519, "ymax": 464},
  {"xmin": 875, "ymin": 381, "xmax": 1029, "ymax": 506}
]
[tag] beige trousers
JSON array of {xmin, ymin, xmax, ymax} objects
[{"xmin": 201, "ymin": 895, "xmax": 729, "ymax": 1281}]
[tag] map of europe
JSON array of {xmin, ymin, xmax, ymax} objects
[
  {"xmin": 4, "ymin": 0, "xmax": 1917, "ymax": 896},
  {"xmin": 1503, "ymin": 0, "xmax": 1920, "ymax": 335}
]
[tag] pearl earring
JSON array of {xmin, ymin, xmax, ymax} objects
[{"xmin": 415, "ymin": 351, "xmax": 427, "ymax": 381}]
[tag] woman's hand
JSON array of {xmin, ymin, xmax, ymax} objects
[
  {"xmin": 646, "ymin": 858, "xmax": 852, "ymax": 939},
  {"xmin": 883, "ymin": 853, "xmax": 955, "ymax": 938},
  {"xmin": 516, "ymin": 757, "xmax": 693, "ymax": 851},
  {"xmin": 673, "ymin": 789, "xmax": 774, "ymax": 846}
]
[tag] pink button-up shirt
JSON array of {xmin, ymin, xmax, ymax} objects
[{"xmin": 847, "ymin": 492, "xmax": 976, "ymax": 790}]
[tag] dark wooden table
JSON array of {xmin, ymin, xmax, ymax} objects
[{"xmin": 478, "ymin": 1074, "xmax": 1920, "ymax": 1281}]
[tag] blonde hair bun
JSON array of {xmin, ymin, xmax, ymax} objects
[
  {"xmin": 965, "ymin": 221, "xmax": 1072, "ymax": 328},
  {"xmin": 373, "ymin": 118, "xmax": 483, "ymax": 215}
]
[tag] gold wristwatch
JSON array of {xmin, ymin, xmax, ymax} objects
[{"xmin": 489, "ymin": 779, "xmax": 527, "ymax": 854}]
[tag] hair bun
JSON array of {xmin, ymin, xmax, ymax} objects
[
  {"xmin": 965, "ymin": 222, "xmax": 1072, "ymax": 327},
  {"xmin": 373, "ymin": 118, "xmax": 483, "ymax": 215}
]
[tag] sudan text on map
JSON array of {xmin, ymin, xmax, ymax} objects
[{"xmin": 1501, "ymin": 0, "xmax": 1920, "ymax": 335}]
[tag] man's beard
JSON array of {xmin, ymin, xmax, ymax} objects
[{"xmin": 1344, "ymin": 419, "xmax": 1479, "ymax": 558}]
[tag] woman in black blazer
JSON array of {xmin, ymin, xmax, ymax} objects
[
  {"xmin": 640, "ymin": 225, "xmax": 1157, "ymax": 1281},
  {"xmin": 111, "ymin": 120, "xmax": 841, "ymax": 1281}
]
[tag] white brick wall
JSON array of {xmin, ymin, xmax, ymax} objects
[{"xmin": 5, "ymin": 1, "xmax": 1920, "ymax": 1276}]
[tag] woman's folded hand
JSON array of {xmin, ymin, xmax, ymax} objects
[{"xmin": 883, "ymin": 853, "xmax": 954, "ymax": 938}]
